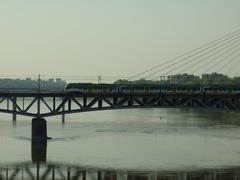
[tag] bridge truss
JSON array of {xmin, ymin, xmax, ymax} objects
[{"xmin": 0, "ymin": 92, "xmax": 239, "ymax": 120}]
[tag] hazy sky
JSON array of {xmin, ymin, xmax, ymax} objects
[{"xmin": 0, "ymin": 0, "xmax": 239, "ymax": 80}]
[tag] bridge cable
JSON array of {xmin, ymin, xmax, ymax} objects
[
  {"xmin": 152, "ymin": 41, "xmax": 240, "ymax": 82},
  {"xmin": 142, "ymin": 33, "xmax": 240, "ymax": 79},
  {"xmin": 202, "ymin": 45, "xmax": 240, "ymax": 74},
  {"xmin": 215, "ymin": 51, "xmax": 240, "ymax": 75},
  {"xmin": 175, "ymin": 43, "xmax": 240, "ymax": 83},
  {"xmin": 217, "ymin": 51, "xmax": 240, "ymax": 76},
  {"xmin": 175, "ymin": 41, "xmax": 240, "ymax": 76},
  {"xmin": 146, "ymin": 35, "xmax": 240, "ymax": 79},
  {"xmin": 127, "ymin": 28, "xmax": 240, "ymax": 80}
]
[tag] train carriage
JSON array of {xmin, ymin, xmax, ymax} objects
[{"xmin": 65, "ymin": 83, "xmax": 240, "ymax": 95}]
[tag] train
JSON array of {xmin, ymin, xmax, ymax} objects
[{"xmin": 65, "ymin": 83, "xmax": 240, "ymax": 94}]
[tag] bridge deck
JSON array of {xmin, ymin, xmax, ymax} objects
[
  {"xmin": 0, "ymin": 91, "xmax": 239, "ymax": 97},
  {"xmin": 0, "ymin": 91, "xmax": 238, "ymax": 118}
]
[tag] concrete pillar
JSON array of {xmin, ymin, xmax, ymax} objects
[{"xmin": 32, "ymin": 117, "xmax": 47, "ymax": 143}]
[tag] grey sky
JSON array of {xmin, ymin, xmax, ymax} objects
[{"xmin": 0, "ymin": 0, "xmax": 239, "ymax": 80}]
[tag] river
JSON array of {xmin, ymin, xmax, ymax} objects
[{"xmin": 0, "ymin": 108, "xmax": 240, "ymax": 179}]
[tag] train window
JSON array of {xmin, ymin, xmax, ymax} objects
[
  {"xmin": 233, "ymin": 87, "xmax": 240, "ymax": 91},
  {"xmin": 177, "ymin": 87, "xmax": 185, "ymax": 91},
  {"xmin": 149, "ymin": 87, "xmax": 156, "ymax": 91},
  {"xmin": 134, "ymin": 87, "xmax": 143, "ymax": 90}
]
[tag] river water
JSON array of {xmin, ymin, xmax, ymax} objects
[{"xmin": 0, "ymin": 108, "xmax": 240, "ymax": 179}]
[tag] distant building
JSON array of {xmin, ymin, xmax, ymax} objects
[
  {"xmin": 48, "ymin": 78, "xmax": 54, "ymax": 83},
  {"xmin": 167, "ymin": 74, "xmax": 200, "ymax": 84},
  {"xmin": 55, "ymin": 78, "xmax": 65, "ymax": 84},
  {"xmin": 201, "ymin": 73, "xmax": 230, "ymax": 84},
  {"xmin": 202, "ymin": 73, "xmax": 229, "ymax": 80}
]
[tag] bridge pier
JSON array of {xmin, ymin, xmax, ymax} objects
[{"xmin": 32, "ymin": 117, "xmax": 47, "ymax": 144}]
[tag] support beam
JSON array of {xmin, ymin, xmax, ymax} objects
[
  {"xmin": 128, "ymin": 98, "xmax": 133, "ymax": 106},
  {"xmin": 98, "ymin": 99, "xmax": 102, "ymax": 108},
  {"xmin": 68, "ymin": 98, "xmax": 71, "ymax": 111},
  {"xmin": 52, "ymin": 166, "xmax": 55, "ymax": 180},
  {"xmin": 53, "ymin": 96, "xmax": 56, "ymax": 111},
  {"xmin": 67, "ymin": 168, "xmax": 71, "ymax": 180},
  {"xmin": 97, "ymin": 171, "xmax": 102, "ymax": 180},
  {"xmin": 37, "ymin": 96, "xmax": 41, "ymax": 116},
  {"xmin": 83, "ymin": 97, "xmax": 87, "ymax": 108},
  {"xmin": 62, "ymin": 97, "xmax": 65, "ymax": 124},
  {"xmin": 0, "ymin": 93, "xmax": 238, "ymax": 118},
  {"xmin": 12, "ymin": 97, "xmax": 17, "ymax": 121}
]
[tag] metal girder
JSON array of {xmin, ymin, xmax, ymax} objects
[
  {"xmin": 41, "ymin": 97, "xmax": 53, "ymax": 112},
  {"xmin": 0, "ymin": 93, "xmax": 238, "ymax": 118},
  {"xmin": 9, "ymin": 168, "xmax": 20, "ymax": 180}
]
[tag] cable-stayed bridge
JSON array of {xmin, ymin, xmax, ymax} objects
[
  {"xmin": 0, "ymin": 29, "xmax": 239, "ymax": 120},
  {"xmin": 0, "ymin": 29, "xmax": 239, "ymax": 142}
]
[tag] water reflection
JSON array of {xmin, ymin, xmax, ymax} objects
[
  {"xmin": 31, "ymin": 142, "xmax": 47, "ymax": 163},
  {"xmin": 0, "ymin": 142, "xmax": 240, "ymax": 180},
  {"xmin": 2, "ymin": 108, "xmax": 240, "ymax": 179},
  {"xmin": 1, "ymin": 162, "xmax": 240, "ymax": 180}
]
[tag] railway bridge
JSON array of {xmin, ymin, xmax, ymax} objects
[
  {"xmin": 0, "ymin": 90, "xmax": 239, "ymax": 142},
  {"xmin": 0, "ymin": 91, "xmax": 239, "ymax": 119}
]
